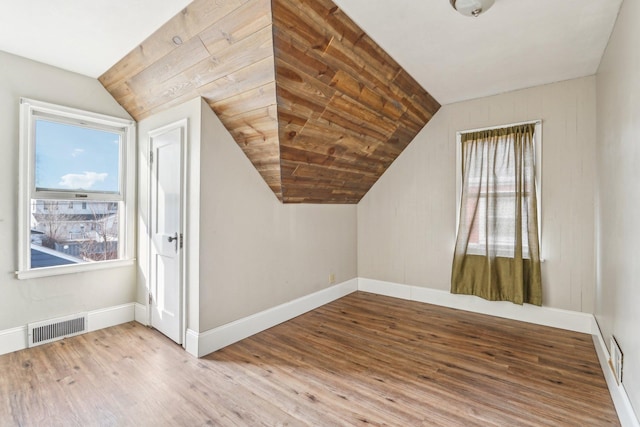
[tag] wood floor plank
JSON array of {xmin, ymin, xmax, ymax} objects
[{"xmin": 0, "ymin": 292, "xmax": 619, "ymax": 426}]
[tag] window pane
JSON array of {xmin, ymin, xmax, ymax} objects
[
  {"xmin": 461, "ymin": 134, "xmax": 537, "ymax": 259},
  {"xmin": 34, "ymin": 119, "xmax": 121, "ymax": 193},
  {"xmin": 30, "ymin": 199, "xmax": 119, "ymax": 268}
]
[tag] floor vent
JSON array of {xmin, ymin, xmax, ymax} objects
[
  {"xmin": 28, "ymin": 313, "xmax": 88, "ymax": 348},
  {"xmin": 609, "ymin": 335, "xmax": 624, "ymax": 385}
]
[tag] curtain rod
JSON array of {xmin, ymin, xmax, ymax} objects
[{"xmin": 456, "ymin": 119, "xmax": 542, "ymax": 136}]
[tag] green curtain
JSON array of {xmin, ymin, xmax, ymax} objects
[{"xmin": 451, "ymin": 123, "xmax": 542, "ymax": 305}]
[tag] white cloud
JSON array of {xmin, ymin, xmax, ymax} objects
[
  {"xmin": 58, "ymin": 171, "xmax": 108, "ymax": 189},
  {"xmin": 71, "ymin": 148, "xmax": 84, "ymax": 157}
]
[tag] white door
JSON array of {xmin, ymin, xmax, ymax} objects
[{"xmin": 149, "ymin": 122, "xmax": 185, "ymax": 344}]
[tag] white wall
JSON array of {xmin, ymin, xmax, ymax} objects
[
  {"xmin": 136, "ymin": 97, "xmax": 203, "ymax": 331},
  {"xmin": 198, "ymin": 100, "xmax": 357, "ymax": 331},
  {"xmin": 137, "ymin": 98, "xmax": 357, "ymax": 334},
  {"xmin": 596, "ymin": 0, "xmax": 640, "ymax": 415},
  {"xmin": 0, "ymin": 51, "xmax": 135, "ymax": 331},
  {"xmin": 358, "ymin": 76, "xmax": 597, "ymax": 313}
]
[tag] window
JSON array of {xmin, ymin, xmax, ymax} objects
[
  {"xmin": 455, "ymin": 121, "xmax": 542, "ymax": 257},
  {"xmin": 18, "ymin": 98, "xmax": 135, "ymax": 278},
  {"xmin": 451, "ymin": 121, "xmax": 543, "ymax": 305}
]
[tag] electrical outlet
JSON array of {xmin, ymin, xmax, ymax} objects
[{"xmin": 329, "ymin": 273, "xmax": 336, "ymax": 284}]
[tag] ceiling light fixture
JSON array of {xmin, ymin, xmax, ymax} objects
[{"xmin": 450, "ymin": 0, "xmax": 495, "ymax": 17}]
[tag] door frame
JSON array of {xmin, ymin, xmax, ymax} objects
[{"xmin": 146, "ymin": 119, "xmax": 189, "ymax": 347}]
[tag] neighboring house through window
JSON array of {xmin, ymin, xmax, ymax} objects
[{"xmin": 17, "ymin": 98, "xmax": 135, "ymax": 278}]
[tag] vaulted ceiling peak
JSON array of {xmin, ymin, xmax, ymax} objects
[{"xmin": 100, "ymin": 0, "xmax": 440, "ymax": 203}]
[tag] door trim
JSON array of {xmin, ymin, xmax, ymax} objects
[{"xmin": 146, "ymin": 119, "xmax": 188, "ymax": 347}]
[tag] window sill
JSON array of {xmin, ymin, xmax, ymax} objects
[{"xmin": 15, "ymin": 258, "xmax": 135, "ymax": 280}]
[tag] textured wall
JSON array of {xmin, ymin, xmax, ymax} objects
[
  {"xmin": 137, "ymin": 97, "xmax": 358, "ymax": 334},
  {"xmin": 595, "ymin": 0, "xmax": 640, "ymax": 416},
  {"xmin": 198, "ymin": 100, "xmax": 357, "ymax": 330},
  {"xmin": 358, "ymin": 76, "xmax": 597, "ymax": 312},
  {"xmin": 0, "ymin": 51, "xmax": 135, "ymax": 331}
]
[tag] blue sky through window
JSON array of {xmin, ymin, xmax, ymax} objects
[{"xmin": 35, "ymin": 119, "xmax": 120, "ymax": 193}]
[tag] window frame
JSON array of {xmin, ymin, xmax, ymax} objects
[
  {"xmin": 455, "ymin": 120, "xmax": 543, "ymax": 257},
  {"xmin": 17, "ymin": 98, "xmax": 136, "ymax": 279}
]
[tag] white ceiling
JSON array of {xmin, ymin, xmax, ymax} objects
[
  {"xmin": 0, "ymin": 0, "xmax": 622, "ymax": 105},
  {"xmin": 334, "ymin": 0, "xmax": 622, "ymax": 104},
  {"xmin": 0, "ymin": 0, "xmax": 192, "ymax": 78}
]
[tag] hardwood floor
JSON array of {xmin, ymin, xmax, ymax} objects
[{"xmin": 0, "ymin": 292, "xmax": 619, "ymax": 426}]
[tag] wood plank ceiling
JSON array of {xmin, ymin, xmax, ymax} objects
[{"xmin": 100, "ymin": 0, "xmax": 440, "ymax": 203}]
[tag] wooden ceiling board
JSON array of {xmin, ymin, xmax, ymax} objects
[
  {"xmin": 126, "ymin": 36, "xmax": 210, "ymax": 94},
  {"xmin": 198, "ymin": 56, "xmax": 275, "ymax": 101},
  {"xmin": 210, "ymin": 81, "xmax": 275, "ymax": 118},
  {"xmin": 279, "ymin": 132, "xmax": 349, "ymax": 159},
  {"xmin": 272, "ymin": 28, "xmax": 335, "ymax": 84},
  {"xmin": 198, "ymin": 0, "xmax": 272, "ymax": 54},
  {"xmin": 100, "ymin": 0, "xmax": 440, "ymax": 204},
  {"xmin": 272, "ymin": 0, "xmax": 439, "ymax": 202},
  {"xmin": 226, "ymin": 112, "xmax": 278, "ymax": 140},
  {"xmin": 223, "ymin": 103, "xmax": 278, "ymax": 130},
  {"xmin": 272, "ymin": 0, "xmax": 331, "ymax": 50},
  {"xmin": 280, "ymin": 115, "xmax": 398, "ymax": 170},
  {"xmin": 276, "ymin": 61, "xmax": 337, "ymax": 103},
  {"xmin": 123, "ymin": 27, "xmax": 274, "ymax": 119},
  {"xmin": 185, "ymin": 25, "xmax": 274, "ymax": 89},
  {"xmin": 100, "ymin": 0, "xmax": 249, "ymax": 91}
]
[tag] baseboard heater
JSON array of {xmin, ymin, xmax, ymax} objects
[{"xmin": 27, "ymin": 313, "xmax": 88, "ymax": 348}]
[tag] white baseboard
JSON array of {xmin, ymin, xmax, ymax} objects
[
  {"xmin": 0, "ymin": 303, "xmax": 136, "ymax": 356},
  {"xmin": 0, "ymin": 326, "xmax": 28, "ymax": 356},
  {"xmin": 88, "ymin": 303, "xmax": 135, "ymax": 332},
  {"xmin": 592, "ymin": 318, "xmax": 640, "ymax": 427},
  {"xmin": 186, "ymin": 278, "xmax": 358, "ymax": 357},
  {"xmin": 358, "ymin": 278, "xmax": 593, "ymax": 333},
  {"xmin": 134, "ymin": 302, "xmax": 148, "ymax": 326},
  {"xmin": 185, "ymin": 328, "xmax": 199, "ymax": 357}
]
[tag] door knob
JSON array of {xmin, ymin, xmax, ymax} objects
[{"xmin": 167, "ymin": 232, "xmax": 179, "ymax": 252}]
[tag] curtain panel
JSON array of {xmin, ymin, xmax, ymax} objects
[{"xmin": 451, "ymin": 123, "xmax": 542, "ymax": 305}]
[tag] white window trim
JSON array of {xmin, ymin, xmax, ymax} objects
[
  {"xmin": 16, "ymin": 98, "xmax": 136, "ymax": 279},
  {"xmin": 455, "ymin": 120, "xmax": 543, "ymax": 259}
]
